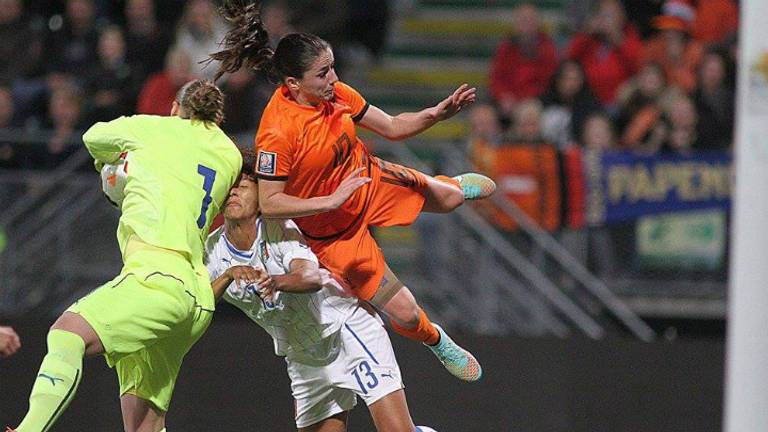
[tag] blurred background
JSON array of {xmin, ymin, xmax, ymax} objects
[{"xmin": 0, "ymin": 0, "xmax": 737, "ymax": 430}]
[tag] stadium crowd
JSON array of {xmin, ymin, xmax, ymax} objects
[
  {"xmin": 0, "ymin": 0, "xmax": 389, "ymax": 170},
  {"xmin": 0, "ymin": 0, "xmax": 738, "ymax": 281},
  {"xmin": 464, "ymin": 0, "xmax": 737, "ymax": 281},
  {"xmin": 475, "ymin": 0, "xmax": 737, "ymax": 157},
  {"xmin": 0, "ymin": 0, "xmax": 737, "ymax": 168}
]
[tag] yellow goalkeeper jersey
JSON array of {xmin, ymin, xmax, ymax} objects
[{"xmin": 83, "ymin": 115, "xmax": 242, "ymax": 267}]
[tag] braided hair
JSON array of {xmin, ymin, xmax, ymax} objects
[{"xmin": 176, "ymin": 79, "xmax": 225, "ymax": 126}]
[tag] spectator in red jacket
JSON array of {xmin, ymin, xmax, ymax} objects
[
  {"xmin": 489, "ymin": 3, "xmax": 558, "ymax": 120},
  {"xmin": 136, "ymin": 47, "xmax": 194, "ymax": 115},
  {"xmin": 567, "ymin": 0, "xmax": 643, "ymax": 107}
]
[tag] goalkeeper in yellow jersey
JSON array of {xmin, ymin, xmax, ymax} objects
[{"xmin": 11, "ymin": 79, "xmax": 242, "ymax": 432}]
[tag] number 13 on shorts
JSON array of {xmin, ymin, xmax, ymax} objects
[{"xmin": 351, "ymin": 360, "xmax": 379, "ymax": 395}]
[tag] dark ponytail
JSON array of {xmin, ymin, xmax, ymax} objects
[
  {"xmin": 211, "ymin": 1, "xmax": 331, "ymax": 83},
  {"xmin": 176, "ymin": 79, "xmax": 225, "ymax": 126},
  {"xmin": 210, "ymin": 0, "xmax": 274, "ymax": 82}
]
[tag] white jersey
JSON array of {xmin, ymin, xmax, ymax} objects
[{"xmin": 204, "ymin": 218, "xmax": 359, "ymax": 365}]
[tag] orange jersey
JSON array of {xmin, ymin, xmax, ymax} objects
[{"xmin": 255, "ymin": 81, "xmax": 373, "ymax": 239}]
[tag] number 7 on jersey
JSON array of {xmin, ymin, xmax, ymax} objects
[{"xmin": 197, "ymin": 164, "xmax": 217, "ymax": 228}]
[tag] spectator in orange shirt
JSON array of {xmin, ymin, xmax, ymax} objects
[
  {"xmin": 489, "ymin": 3, "xmax": 559, "ymax": 120},
  {"xmin": 471, "ymin": 100, "xmax": 561, "ymax": 238},
  {"xmin": 642, "ymin": 0, "xmax": 703, "ymax": 93},
  {"xmin": 567, "ymin": 0, "xmax": 643, "ymax": 107}
]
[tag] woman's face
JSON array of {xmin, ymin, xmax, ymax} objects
[
  {"xmin": 669, "ymin": 126, "xmax": 694, "ymax": 151},
  {"xmin": 582, "ymin": 116, "xmax": 614, "ymax": 150},
  {"xmin": 67, "ymin": 0, "xmax": 94, "ymax": 27},
  {"xmin": 700, "ymin": 54, "xmax": 726, "ymax": 90},
  {"xmin": 188, "ymin": 0, "xmax": 213, "ymax": 33},
  {"xmin": 557, "ymin": 63, "xmax": 584, "ymax": 99},
  {"xmin": 514, "ymin": 108, "xmax": 542, "ymax": 141},
  {"xmin": 125, "ymin": 0, "xmax": 153, "ymax": 23},
  {"xmin": 662, "ymin": 29, "xmax": 686, "ymax": 52},
  {"xmin": 224, "ymin": 175, "xmax": 259, "ymax": 220},
  {"xmin": 669, "ymin": 97, "xmax": 696, "ymax": 128},
  {"xmin": 469, "ymin": 105, "xmax": 501, "ymax": 139},
  {"xmin": 98, "ymin": 30, "xmax": 125, "ymax": 63},
  {"xmin": 0, "ymin": 0, "xmax": 21, "ymax": 24},
  {"xmin": 638, "ymin": 65, "xmax": 665, "ymax": 98},
  {"xmin": 293, "ymin": 48, "xmax": 338, "ymax": 106},
  {"xmin": 514, "ymin": 4, "xmax": 539, "ymax": 37},
  {"xmin": 49, "ymin": 92, "xmax": 81, "ymax": 128}
]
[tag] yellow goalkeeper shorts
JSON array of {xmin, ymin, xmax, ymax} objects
[{"xmin": 67, "ymin": 241, "xmax": 214, "ymax": 411}]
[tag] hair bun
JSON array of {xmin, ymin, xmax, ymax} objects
[{"xmin": 178, "ymin": 79, "xmax": 225, "ymax": 126}]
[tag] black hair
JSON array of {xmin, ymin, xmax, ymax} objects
[{"xmin": 240, "ymin": 147, "xmax": 258, "ymax": 179}]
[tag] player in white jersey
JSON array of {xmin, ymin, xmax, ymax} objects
[{"xmin": 204, "ymin": 150, "xmax": 439, "ymax": 431}]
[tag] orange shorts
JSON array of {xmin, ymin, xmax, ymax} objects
[{"xmin": 305, "ymin": 157, "xmax": 426, "ymax": 300}]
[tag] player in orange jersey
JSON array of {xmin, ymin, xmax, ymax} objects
[{"xmin": 210, "ymin": 0, "xmax": 495, "ymax": 382}]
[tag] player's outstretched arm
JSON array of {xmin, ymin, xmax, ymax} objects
[{"xmin": 358, "ymin": 84, "xmax": 477, "ymax": 141}]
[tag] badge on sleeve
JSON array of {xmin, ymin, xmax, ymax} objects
[{"xmin": 257, "ymin": 150, "xmax": 277, "ymax": 175}]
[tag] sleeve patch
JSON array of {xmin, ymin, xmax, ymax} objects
[{"xmin": 257, "ymin": 150, "xmax": 277, "ymax": 175}]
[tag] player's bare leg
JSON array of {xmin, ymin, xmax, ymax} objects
[
  {"xmin": 372, "ymin": 265, "xmax": 482, "ymax": 382},
  {"xmin": 14, "ymin": 312, "xmax": 103, "ymax": 431},
  {"xmin": 420, "ymin": 175, "xmax": 465, "ymax": 213},
  {"xmin": 121, "ymin": 394, "xmax": 166, "ymax": 432},
  {"xmin": 299, "ymin": 412, "xmax": 348, "ymax": 432},
  {"xmin": 372, "ymin": 274, "xmax": 421, "ymax": 330},
  {"xmin": 50, "ymin": 312, "xmax": 104, "ymax": 356},
  {"xmin": 420, "ymin": 173, "xmax": 496, "ymax": 214},
  {"xmin": 367, "ymin": 389, "xmax": 416, "ymax": 432},
  {"xmin": 379, "ymin": 159, "xmax": 494, "ymax": 214}
]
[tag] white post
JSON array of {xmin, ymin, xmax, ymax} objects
[{"xmin": 724, "ymin": 0, "xmax": 768, "ymax": 430}]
